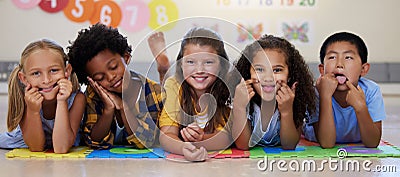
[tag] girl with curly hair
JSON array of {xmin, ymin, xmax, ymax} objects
[{"xmin": 232, "ymin": 34, "xmax": 316, "ymax": 150}]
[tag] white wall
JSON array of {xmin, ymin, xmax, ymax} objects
[{"xmin": 0, "ymin": 0, "xmax": 399, "ymax": 63}]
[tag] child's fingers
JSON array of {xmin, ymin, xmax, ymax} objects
[
  {"xmin": 37, "ymin": 95, "xmax": 44, "ymax": 103},
  {"xmin": 182, "ymin": 142, "xmax": 197, "ymax": 151},
  {"xmin": 198, "ymin": 147, "xmax": 209, "ymax": 161},
  {"xmin": 357, "ymin": 85, "xmax": 364, "ymax": 93},
  {"xmin": 94, "ymin": 81, "xmax": 112, "ymax": 101},
  {"xmin": 291, "ymin": 82, "xmax": 298, "ymax": 92},
  {"xmin": 276, "ymin": 81, "xmax": 296, "ymax": 99},
  {"xmin": 54, "ymin": 84, "xmax": 61, "ymax": 92},
  {"xmin": 186, "ymin": 127, "xmax": 201, "ymax": 139},
  {"xmin": 345, "ymin": 80, "xmax": 356, "ymax": 90},
  {"xmin": 181, "ymin": 128, "xmax": 196, "ymax": 142},
  {"xmin": 245, "ymin": 78, "xmax": 259, "ymax": 85},
  {"xmin": 25, "ymin": 83, "xmax": 32, "ymax": 92},
  {"xmin": 316, "ymin": 76, "xmax": 322, "ymax": 86},
  {"xmin": 277, "ymin": 82, "xmax": 290, "ymax": 95},
  {"xmin": 186, "ymin": 128, "xmax": 200, "ymax": 141},
  {"xmin": 58, "ymin": 78, "xmax": 72, "ymax": 87},
  {"xmin": 33, "ymin": 91, "xmax": 43, "ymax": 100},
  {"xmin": 187, "ymin": 123, "xmax": 201, "ymax": 132},
  {"xmin": 249, "ymin": 90, "xmax": 255, "ymax": 98},
  {"xmin": 188, "ymin": 147, "xmax": 207, "ymax": 162},
  {"xmin": 87, "ymin": 77, "xmax": 101, "ymax": 94},
  {"xmin": 88, "ymin": 77, "xmax": 101, "ymax": 92},
  {"xmin": 180, "ymin": 129, "xmax": 189, "ymax": 142}
]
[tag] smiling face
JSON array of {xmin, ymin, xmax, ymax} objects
[
  {"xmin": 319, "ymin": 41, "xmax": 369, "ymax": 91},
  {"xmin": 250, "ymin": 49, "xmax": 289, "ymax": 101},
  {"xmin": 181, "ymin": 44, "xmax": 220, "ymax": 96},
  {"xmin": 18, "ymin": 49, "xmax": 69, "ymax": 100},
  {"xmin": 85, "ymin": 49, "xmax": 128, "ymax": 93}
]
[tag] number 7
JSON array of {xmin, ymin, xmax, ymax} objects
[{"xmin": 126, "ymin": 6, "xmax": 138, "ymax": 26}]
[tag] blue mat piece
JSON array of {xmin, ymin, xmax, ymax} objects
[{"xmin": 262, "ymin": 147, "xmax": 306, "ymax": 154}]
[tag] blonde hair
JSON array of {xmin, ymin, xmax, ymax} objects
[{"xmin": 7, "ymin": 39, "xmax": 80, "ymax": 131}]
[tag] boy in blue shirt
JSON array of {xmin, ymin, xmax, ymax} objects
[{"xmin": 304, "ymin": 32, "xmax": 386, "ymax": 148}]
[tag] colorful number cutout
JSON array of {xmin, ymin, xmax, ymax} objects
[
  {"xmin": 12, "ymin": 0, "xmax": 181, "ymax": 31},
  {"xmin": 148, "ymin": 0, "xmax": 178, "ymax": 31},
  {"xmin": 89, "ymin": 0, "xmax": 122, "ymax": 28},
  {"xmin": 120, "ymin": 0, "xmax": 150, "ymax": 32},
  {"xmin": 12, "ymin": 0, "xmax": 41, "ymax": 9},
  {"xmin": 63, "ymin": 0, "xmax": 95, "ymax": 23},
  {"xmin": 39, "ymin": 0, "xmax": 69, "ymax": 13}
]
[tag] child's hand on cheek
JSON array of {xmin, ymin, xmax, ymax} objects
[
  {"xmin": 345, "ymin": 81, "xmax": 366, "ymax": 110},
  {"xmin": 24, "ymin": 83, "xmax": 43, "ymax": 112},
  {"xmin": 276, "ymin": 80, "xmax": 296, "ymax": 115},
  {"xmin": 104, "ymin": 90, "xmax": 122, "ymax": 110},
  {"xmin": 88, "ymin": 77, "xmax": 116, "ymax": 111},
  {"xmin": 56, "ymin": 78, "xmax": 72, "ymax": 101},
  {"xmin": 234, "ymin": 78, "xmax": 257, "ymax": 109},
  {"xmin": 316, "ymin": 73, "xmax": 337, "ymax": 97},
  {"xmin": 182, "ymin": 142, "xmax": 208, "ymax": 162}
]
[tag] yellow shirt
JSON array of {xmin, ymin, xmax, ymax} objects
[
  {"xmin": 159, "ymin": 77, "xmax": 181, "ymax": 128},
  {"xmin": 159, "ymin": 77, "xmax": 226, "ymax": 131}
]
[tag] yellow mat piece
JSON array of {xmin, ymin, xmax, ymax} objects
[{"xmin": 5, "ymin": 146, "xmax": 91, "ymax": 158}]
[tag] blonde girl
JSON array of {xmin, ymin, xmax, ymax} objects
[{"xmin": 0, "ymin": 39, "xmax": 85, "ymax": 153}]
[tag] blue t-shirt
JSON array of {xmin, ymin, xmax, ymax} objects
[
  {"xmin": 304, "ymin": 77, "xmax": 386, "ymax": 143},
  {"xmin": 0, "ymin": 92, "xmax": 82, "ymax": 149},
  {"xmin": 248, "ymin": 103, "xmax": 281, "ymax": 147}
]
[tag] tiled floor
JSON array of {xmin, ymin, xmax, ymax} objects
[{"xmin": 0, "ymin": 94, "xmax": 399, "ymax": 177}]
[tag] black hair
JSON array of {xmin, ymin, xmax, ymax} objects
[
  {"xmin": 319, "ymin": 32, "xmax": 368, "ymax": 64},
  {"xmin": 67, "ymin": 23, "xmax": 132, "ymax": 84}
]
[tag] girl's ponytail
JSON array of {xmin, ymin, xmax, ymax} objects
[{"xmin": 7, "ymin": 65, "xmax": 26, "ymax": 131}]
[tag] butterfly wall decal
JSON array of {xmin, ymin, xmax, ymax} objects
[
  {"xmin": 237, "ymin": 23, "xmax": 263, "ymax": 43},
  {"xmin": 282, "ymin": 22, "xmax": 309, "ymax": 43}
]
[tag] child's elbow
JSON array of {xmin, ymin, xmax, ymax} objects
[
  {"xmin": 29, "ymin": 146, "xmax": 44, "ymax": 152},
  {"xmin": 281, "ymin": 144, "xmax": 296, "ymax": 150},
  {"xmin": 236, "ymin": 145, "xmax": 250, "ymax": 151},
  {"xmin": 235, "ymin": 142, "xmax": 250, "ymax": 151},
  {"xmin": 364, "ymin": 144, "xmax": 378, "ymax": 148},
  {"xmin": 53, "ymin": 146, "xmax": 70, "ymax": 154},
  {"xmin": 319, "ymin": 142, "xmax": 335, "ymax": 149},
  {"xmin": 364, "ymin": 142, "xmax": 379, "ymax": 148}
]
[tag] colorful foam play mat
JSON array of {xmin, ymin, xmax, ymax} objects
[{"xmin": 5, "ymin": 139, "xmax": 400, "ymax": 159}]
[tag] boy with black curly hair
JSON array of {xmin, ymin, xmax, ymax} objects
[{"xmin": 67, "ymin": 23, "xmax": 168, "ymax": 149}]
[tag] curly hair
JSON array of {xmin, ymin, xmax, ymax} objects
[
  {"xmin": 67, "ymin": 23, "xmax": 132, "ymax": 84},
  {"xmin": 234, "ymin": 34, "xmax": 316, "ymax": 128}
]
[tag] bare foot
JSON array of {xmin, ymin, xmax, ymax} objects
[{"xmin": 148, "ymin": 32, "xmax": 170, "ymax": 83}]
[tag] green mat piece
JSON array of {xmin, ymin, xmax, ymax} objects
[{"xmin": 249, "ymin": 140, "xmax": 400, "ymax": 159}]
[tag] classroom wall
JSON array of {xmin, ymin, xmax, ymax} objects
[
  {"xmin": 0, "ymin": 0, "xmax": 399, "ymax": 96},
  {"xmin": 0, "ymin": 0, "xmax": 399, "ymax": 63}
]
